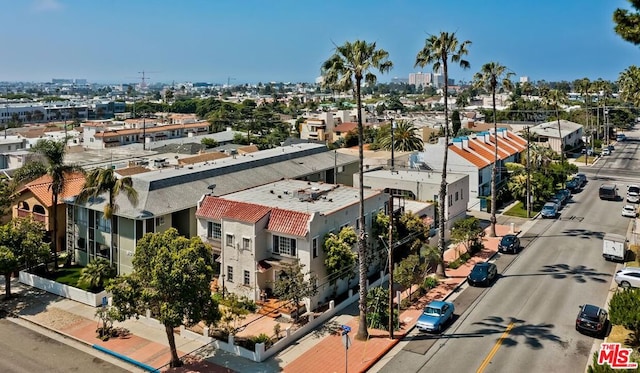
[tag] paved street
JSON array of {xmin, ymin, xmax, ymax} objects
[
  {"xmin": 0, "ymin": 318, "xmax": 131, "ymax": 373},
  {"xmin": 375, "ymin": 135, "xmax": 640, "ymax": 372}
]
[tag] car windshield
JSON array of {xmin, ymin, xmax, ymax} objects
[
  {"xmin": 581, "ymin": 305, "xmax": 600, "ymax": 321},
  {"xmin": 423, "ymin": 307, "xmax": 442, "ymax": 316},
  {"xmin": 501, "ymin": 236, "xmax": 514, "ymax": 245},
  {"xmin": 543, "ymin": 204, "xmax": 555, "ymax": 210},
  {"xmin": 472, "ymin": 266, "xmax": 487, "ymax": 274},
  {"xmin": 630, "ymin": 186, "xmax": 640, "ymax": 194},
  {"xmin": 624, "ymin": 206, "xmax": 634, "ymax": 211}
]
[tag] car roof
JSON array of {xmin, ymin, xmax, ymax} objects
[
  {"xmin": 543, "ymin": 202, "xmax": 556, "ymax": 207},
  {"xmin": 620, "ymin": 267, "xmax": 640, "ymax": 273},
  {"xmin": 581, "ymin": 304, "xmax": 601, "ymax": 317},
  {"xmin": 501, "ymin": 234, "xmax": 517, "ymax": 241},
  {"xmin": 427, "ymin": 300, "xmax": 450, "ymax": 308}
]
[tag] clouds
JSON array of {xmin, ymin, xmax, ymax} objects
[{"xmin": 31, "ymin": 0, "xmax": 62, "ymax": 12}]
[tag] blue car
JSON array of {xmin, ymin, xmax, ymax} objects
[
  {"xmin": 416, "ymin": 300, "xmax": 455, "ymax": 333},
  {"xmin": 541, "ymin": 202, "xmax": 558, "ymax": 219}
]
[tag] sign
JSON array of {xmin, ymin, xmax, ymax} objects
[
  {"xmin": 102, "ymin": 296, "xmax": 108, "ymax": 307},
  {"xmin": 341, "ymin": 325, "xmax": 351, "ymax": 334},
  {"xmin": 597, "ymin": 343, "xmax": 638, "ymax": 369},
  {"xmin": 341, "ymin": 334, "xmax": 352, "ymax": 350}
]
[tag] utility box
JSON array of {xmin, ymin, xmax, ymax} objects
[{"xmin": 602, "ymin": 233, "xmax": 628, "ymax": 262}]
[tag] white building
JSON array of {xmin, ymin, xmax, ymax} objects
[{"xmin": 529, "ymin": 120, "xmax": 583, "ymax": 153}]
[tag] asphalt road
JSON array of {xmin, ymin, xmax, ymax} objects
[
  {"xmin": 375, "ymin": 138, "xmax": 640, "ymax": 373},
  {"xmin": 0, "ymin": 318, "xmax": 131, "ymax": 373}
]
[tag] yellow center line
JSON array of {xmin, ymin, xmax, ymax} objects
[{"xmin": 476, "ymin": 322, "xmax": 515, "ymax": 373}]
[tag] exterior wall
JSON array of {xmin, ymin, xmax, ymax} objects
[
  {"xmin": 117, "ymin": 217, "xmax": 136, "ymax": 274},
  {"xmin": 221, "ymin": 218, "xmax": 263, "ymax": 300}
]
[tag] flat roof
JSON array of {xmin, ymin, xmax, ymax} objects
[{"xmin": 363, "ymin": 169, "xmax": 467, "ymax": 183}]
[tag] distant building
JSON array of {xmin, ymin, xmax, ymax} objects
[
  {"xmin": 409, "ymin": 72, "xmax": 432, "ymax": 88},
  {"xmin": 529, "ymin": 120, "xmax": 583, "ymax": 153},
  {"xmin": 520, "ymin": 76, "xmax": 530, "ymax": 83}
]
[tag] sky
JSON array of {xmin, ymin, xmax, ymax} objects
[{"xmin": 1, "ymin": 0, "xmax": 640, "ymax": 86}]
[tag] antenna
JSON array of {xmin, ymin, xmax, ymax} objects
[
  {"xmin": 227, "ymin": 76, "xmax": 236, "ymax": 88},
  {"xmin": 137, "ymin": 70, "xmax": 160, "ymax": 91}
]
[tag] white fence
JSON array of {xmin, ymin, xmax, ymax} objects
[{"xmin": 19, "ymin": 271, "xmax": 110, "ymax": 307}]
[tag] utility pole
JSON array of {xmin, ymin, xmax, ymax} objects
[
  {"xmin": 526, "ymin": 125, "xmax": 531, "ymax": 218},
  {"xmin": 388, "ymin": 194, "xmax": 394, "ymax": 339},
  {"xmin": 390, "ymin": 117, "xmax": 395, "ymax": 171}
]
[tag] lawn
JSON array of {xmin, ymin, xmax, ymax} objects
[
  {"xmin": 575, "ymin": 155, "xmax": 597, "ymax": 164},
  {"xmin": 39, "ymin": 266, "xmax": 92, "ymax": 291},
  {"xmin": 503, "ymin": 201, "xmax": 540, "ymax": 218}
]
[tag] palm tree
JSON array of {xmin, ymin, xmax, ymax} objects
[
  {"xmin": 321, "ymin": 40, "xmax": 392, "ymax": 341},
  {"xmin": 543, "ymin": 89, "xmax": 568, "ymax": 187},
  {"xmin": 25, "ymin": 139, "xmax": 83, "ymax": 269},
  {"xmin": 76, "ymin": 168, "xmax": 138, "ymax": 266},
  {"xmin": 472, "ymin": 62, "xmax": 513, "ymax": 237},
  {"xmin": 618, "ymin": 66, "xmax": 640, "ymax": 107},
  {"xmin": 415, "ymin": 32, "xmax": 471, "ymax": 278},
  {"xmin": 378, "ymin": 119, "xmax": 424, "ymax": 151},
  {"xmin": 79, "ymin": 258, "xmax": 116, "ymax": 290}
]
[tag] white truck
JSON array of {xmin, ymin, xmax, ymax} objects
[{"xmin": 603, "ymin": 233, "xmax": 628, "ymax": 262}]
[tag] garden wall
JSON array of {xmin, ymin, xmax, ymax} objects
[{"xmin": 18, "ymin": 271, "xmax": 110, "ymax": 307}]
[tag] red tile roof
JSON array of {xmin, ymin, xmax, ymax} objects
[
  {"xmin": 333, "ymin": 122, "xmax": 358, "ymax": 133},
  {"xmin": 267, "ymin": 208, "xmax": 310, "ymax": 237},
  {"xmin": 449, "ymin": 145, "xmax": 490, "ymax": 168},
  {"xmin": 449, "ymin": 132, "xmax": 528, "ymax": 169},
  {"xmin": 18, "ymin": 172, "xmax": 86, "ymax": 207}
]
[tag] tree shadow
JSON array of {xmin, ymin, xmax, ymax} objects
[
  {"xmin": 471, "ymin": 316, "xmax": 566, "ymax": 350},
  {"xmin": 560, "ymin": 229, "xmax": 605, "ymax": 239},
  {"xmin": 501, "ymin": 263, "xmax": 611, "ymax": 283}
]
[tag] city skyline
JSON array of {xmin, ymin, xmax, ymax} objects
[{"xmin": 1, "ymin": 0, "xmax": 640, "ymax": 85}]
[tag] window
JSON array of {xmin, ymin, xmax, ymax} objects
[
  {"xmin": 76, "ymin": 206, "xmax": 88, "ymax": 225},
  {"xmin": 96, "ymin": 212, "xmax": 111, "ymax": 233},
  {"xmin": 243, "ymin": 270, "xmax": 250, "ymax": 286},
  {"xmin": 227, "ymin": 266, "xmax": 233, "ymax": 282},
  {"xmin": 461, "ymin": 189, "xmax": 464, "ymax": 200},
  {"xmin": 455, "ymin": 192, "xmax": 459, "ymax": 201},
  {"xmin": 448, "ymin": 195, "xmax": 453, "ymax": 207},
  {"xmin": 242, "ymin": 237, "xmax": 250, "ymax": 250},
  {"xmin": 156, "ymin": 216, "xmax": 165, "ymax": 226},
  {"xmin": 273, "ymin": 235, "xmax": 297, "ymax": 256},
  {"xmin": 226, "ymin": 234, "xmax": 234, "ymax": 247},
  {"xmin": 207, "ymin": 222, "xmax": 221, "ymax": 239},
  {"xmin": 312, "ymin": 237, "xmax": 318, "ymax": 258}
]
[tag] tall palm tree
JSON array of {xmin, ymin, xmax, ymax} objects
[
  {"xmin": 543, "ymin": 89, "xmax": 568, "ymax": 187},
  {"xmin": 321, "ymin": 40, "xmax": 392, "ymax": 341},
  {"xmin": 379, "ymin": 119, "xmax": 424, "ymax": 151},
  {"xmin": 76, "ymin": 168, "xmax": 138, "ymax": 266},
  {"xmin": 618, "ymin": 65, "xmax": 640, "ymax": 107},
  {"xmin": 472, "ymin": 62, "xmax": 513, "ymax": 237},
  {"xmin": 415, "ymin": 32, "xmax": 471, "ymax": 278},
  {"xmin": 27, "ymin": 139, "xmax": 83, "ymax": 268}
]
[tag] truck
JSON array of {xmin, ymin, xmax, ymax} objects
[
  {"xmin": 603, "ymin": 233, "xmax": 628, "ymax": 262},
  {"xmin": 599, "ymin": 184, "xmax": 619, "ymax": 201}
]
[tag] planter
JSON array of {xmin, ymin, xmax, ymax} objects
[{"xmin": 19, "ymin": 271, "xmax": 110, "ymax": 307}]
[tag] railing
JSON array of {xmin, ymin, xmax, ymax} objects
[{"xmin": 16, "ymin": 209, "xmax": 49, "ymax": 226}]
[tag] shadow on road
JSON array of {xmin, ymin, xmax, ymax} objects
[
  {"xmin": 472, "ymin": 316, "xmax": 566, "ymax": 350},
  {"xmin": 500, "ymin": 263, "xmax": 611, "ymax": 283}
]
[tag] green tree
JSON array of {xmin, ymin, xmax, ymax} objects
[
  {"xmin": 321, "ymin": 39, "xmax": 393, "ymax": 341},
  {"xmin": 217, "ymin": 293, "xmax": 255, "ymax": 336},
  {"xmin": 450, "ymin": 217, "xmax": 484, "ymax": 255},
  {"xmin": 79, "ymin": 258, "xmax": 116, "ymax": 291},
  {"xmin": 107, "ymin": 229, "xmax": 221, "ymax": 367},
  {"xmin": 0, "ymin": 175, "xmax": 15, "ymax": 218},
  {"xmin": 201, "ymin": 138, "xmax": 218, "ymax": 149},
  {"xmin": 378, "ymin": 119, "xmax": 423, "ymax": 152},
  {"xmin": 415, "ymin": 32, "xmax": 472, "ymax": 278},
  {"xmin": 543, "ymin": 89, "xmax": 569, "ymax": 187},
  {"xmin": 614, "ymin": 1, "xmax": 640, "ymax": 45},
  {"xmin": 618, "ymin": 66, "xmax": 640, "ymax": 107},
  {"xmin": 76, "ymin": 168, "xmax": 138, "ymax": 265},
  {"xmin": 393, "ymin": 254, "xmax": 425, "ymax": 302},
  {"xmin": 323, "ymin": 227, "xmax": 357, "ymax": 296},
  {"xmin": 473, "ymin": 62, "xmax": 514, "ymax": 237},
  {"xmin": 272, "ymin": 261, "xmax": 318, "ymax": 323},
  {"xmin": 609, "ymin": 288, "xmax": 640, "ymax": 345},
  {"xmin": 0, "ymin": 246, "xmax": 18, "ymax": 298},
  {"xmin": 451, "ymin": 110, "xmax": 462, "ymax": 136}
]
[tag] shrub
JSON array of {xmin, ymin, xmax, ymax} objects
[{"xmin": 423, "ymin": 276, "xmax": 439, "ymax": 290}]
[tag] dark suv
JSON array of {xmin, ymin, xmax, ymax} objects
[
  {"xmin": 575, "ymin": 304, "xmax": 608, "ymax": 337},
  {"xmin": 498, "ymin": 234, "xmax": 521, "ymax": 254}
]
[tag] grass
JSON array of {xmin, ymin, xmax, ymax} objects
[
  {"xmin": 38, "ymin": 266, "xmax": 93, "ymax": 291},
  {"xmin": 575, "ymin": 155, "xmax": 597, "ymax": 164},
  {"xmin": 503, "ymin": 201, "xmax": 540, "ymax": 218},
  {"xmin": 628, "ymin": 245, "xmax": 640, "ymax": 267}
]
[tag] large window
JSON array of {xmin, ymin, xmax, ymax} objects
[
  {"xmin": 242, "ymin": 237, "xmax": 250, "ymax": 251},
  {"xmin": 76, "ymin": 206, "xmax": 88, "ymax": 225},
  {"xmin": 226, "ymin": 234, "xmax": 234, "ymax": 247},
  {"xmin": 207, "ymin": 222, "xmax": 221, "ymax": 239},
  {"xmin": 243, "ymin": 270, "xmax": 250, "ymax": 286},
  {"xmin": 96, "ymin": 212, "xmax": 111, "ymax": 233},
  {"xmin": 227, "ymin": 266, "xmax": 234, "ymax": 282},
  {"xmin": 273, "ymin": 235, "xmax": 296, "ymax": 257},
  {"xmin": 312, "ymin": 237, "xmax": 318, "ymax": 258}
]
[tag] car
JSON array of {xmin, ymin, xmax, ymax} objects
[
  {"xmin": 602, "ymin": 148, "xmax": 611, "ymax": 156},
  {"xmin": 575, "ymin": 173, "xmax": 587, "ymax": 187},
  {"xmin": 558, "ymin": 189, "xmax": 571, "ymax": 202},
  {"xmin": 416, "ymin": 300, "xmax": 455, "ymax": 333},
  {"xmin": 617, "ymin": 134, "xmax": 626, "ymax": 142},
  {"xmin": 467, "ymin": 262, "xmax": 498, "ymax": 286},
  {"xmin": 627, "ymin": 185, "xmax": 640, "ymax": 203},
  {"xmin": 575, "ymin": 304, "xmax": 608, "ymax": 337},
  {"xmin": 541, "ymin": 202, "xmax": 559, "ymax": 218},
  {"xmin": 622, "ymin": 204, "xmax": 637, "ymax": 218},
  {"xmin": 498, "ymin": 234, "xmax": 521, "ymax": 254},
  {"xmin": 549, "ymin": 196, "xmax": 564, "ymax": 209},
  {"xmin": 614, "ymin": 267, "xmax": 640, "ymax": 289},
  {"xmin": 608, "ymin": 144, "xmax": 615, "ymax": 151},
  {"xmin": 566, "ymin": 178, "xmax": 581, "ymax": 193}
]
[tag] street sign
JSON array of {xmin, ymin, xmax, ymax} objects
[
  {"xmin": 342, "ymin": 334, "xmax": 352, "ymax": 350},
  {"xmin": 102, "ymin": 296, "xmax": 108, "ymax": 307},
  {"xmin": 341, "ymin": 325, "xmax": 351, "ymax": 334}
]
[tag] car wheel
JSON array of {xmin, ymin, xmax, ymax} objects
[{"xmin": 620, "ymin": 281, "xmax": 631, "ymax": 289}]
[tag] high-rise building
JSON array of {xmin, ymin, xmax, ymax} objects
[
  {"xmin": 409, "ymin": 72, "xmax": 432, "ymax": 88},
  {"xmin": 519, "ymin": 76, "xmax": 530, "ymax": 83}
]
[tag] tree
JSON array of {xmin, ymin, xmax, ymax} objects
[
  {"xmin": 76, "ymin": 168, "xmax": 138, "ymax": 265},
  {"xmin": 272, "ymin": 261, "xmax": 318, "ymax": 323},
  {"xmin": 321, "ymin": 40, "xmax": 393, "ymax": 341},
  {"xmin": 323, "ymin": 227, "xmax": 357, "ymax": 296},
  {"xmin": 618, "ymin": 66, "xmax": 640, "ymax": 107},
  {"xmin": 393, "ymin": 254, "xmax": 425, "ymax": 302},
  {"xmin": 378, "ymin": 119, "xmax": 424, "ymax": 152},
  {"xmin": 543, "ymin": 89, "xmax": 569, "ymax": 187},
  {"xmin": 608, "ymin": 288, "xmax": 640, "ymax": 345},
  {"xmin": 451, "ymin": 110, "xmax": 462, "ymax": 136},
  {"xmin": 79, "ymin": 258, "xmax": 116, "ymax": 291},
  {"xmin": 107, "ymin": 229, "xmax": 221, "ymax": 368},
  {"xmin": 28, "ymin": 139, "xmax": 83, "ymax": 268},
  {"xmin": 365, "ymin": 286, "xmax": 397, "ymax": 331},
  {"xmin": 473, "ymin": 62, "xmax": 514, "ymax": 237},
  {"xmin": 415, "ymin": 32, "xmax": 471, "ymax": 278},
  {"xmin": 0, "ymin": 175, "xmax": 15, "ymax": 218},
  {"xmin": 201, "ymin": 138, "xmax": 218, "ymax": 149},
  {"xmin": 0, "ymin": 246, "xmax": 18, "ymax": 298},
  {"xmin": 217, "ymin": 293, "xmax": 255, "ymax": 336},
  {"xmin": 614, "ymin": 1, "xmax": 640, "ymax": 45},
  {"xmin": 450, "ymin": 217, "xmax": 484, "ymax": 256}
]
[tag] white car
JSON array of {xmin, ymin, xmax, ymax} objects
[
  {"xmin": 622, "ymin": 205, "xmax": 637, "ymax": 218},
  {"xmin": 628, "ymin": 185, "xmax": 640, "ymax": 203},
  {"xmin": 615, "ymin": 267, "xmax": 640, "ymax": 288},
  {"xmin": 602, "ymin": 148, "xmax": 611, "ymax": 156}
]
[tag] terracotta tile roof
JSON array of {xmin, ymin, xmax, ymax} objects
[
  {"xmin": 196, "ymin": 197, "xmax": 270, "ymax": 223},
  {"xmin": 237, "ymin": 145, "xmax": 259, "ymax": 154},
  {"xmin": 505, "ymin": 134, "xmax": 527, "ymax": 149},
  {"xmin": 267, "ymin": 208, "xmax": 310, "ymax": 237},
  {"xmin": 485, "ymin": 136, "xmax": 511, "ymax": 159},
  {"xmin": 449, "ymin": 145, "xmax": 490, "ymax": 168},
  {"xmin": 333, "ymin": 122, "xmax": 358, "ymax": 133},
  {"xmin": 115, "ymin": 166, "xmax": 152, "ymax": 176},
  {"xmin": 467, "ymin": 139, "xmax": 496, "ymax": 161},
  {"xmin": 178, "ymin": 152, "xmax": 229, "ymax": 165},
  {"xmin": 94, "ymin": 121, "xmax": 208, "ymax": 138},
  {"xmin": 19, "ymin": 172, "xmax": 86, "ymax": 207}
]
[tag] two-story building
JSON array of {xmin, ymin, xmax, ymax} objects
[
  {"xmin": 195, "ymin": 179, "xmax": 388, "ymax": 310},
  {"xmin": 529, "ymin": 120, "xmax": 583, "ymax": 153}
]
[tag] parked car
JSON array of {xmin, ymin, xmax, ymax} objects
[
  {"xmin": 558, "ymin": 189, "xmax": 571, "ymax": 201},
  {"xmin": 416, "ymin": 300, "xmax": 455, "ymax": 333},
  {"xmin": 617, "ymin": 133, "xmax": 626, "ymax": 142},
  {"xmin": 622, "ymin": 204, "xmax": 637, "ymax": 218},
  {"xmin": 608, "ymin": 144, "xmax": 615, "ymax": 151},
  {"xmin": 575, "ymin": 173, "xmax": 587, "ymax": 187},
  {"xmin": 566, "ymin": 178, "xmax": 581, "ymax": 193},
  {"xmin": 575, "ymin": 304, "xmax": 608, "ymax": 337},
  {"xmin": 602, "ymin": 148, "xmax": 611, "ymax": 156},
  {"xmin": 549, "ymin": 196, "xmax": 564, "ymax": 209},
  {"xmin": 498, "ymin": 234, "xmax": 521, "ymax": 254},
  {"xmin": 467, "ymin": 262, "xmax": 498, "ymax": 286},
  {"xmin": 541, "ymin": 202, "xmax": 559, "ymax": 219},
  {"xmin": 614, "ymin": 267, "xmax": 640, "ymax": 289},
  {"xmin": 627, "ymin": 185, "xmax": 640, "ymax": 203}
]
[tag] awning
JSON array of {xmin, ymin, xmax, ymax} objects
[
  {"xmin": 257, "ymin": 260, "xmax": 272, "ymax": 273},
  {"xmin": 257, "ymin": 257, "xmax": 297, "ymax": 273}
]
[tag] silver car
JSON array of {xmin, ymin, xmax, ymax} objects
[{"xmin": 615, "ymin": 267, "xmax": 640, "ymax": 289}]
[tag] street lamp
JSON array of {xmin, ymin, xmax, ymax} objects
[{"xmin": 387, "ymin": 115, "xmax": 396, "ymax": 171}]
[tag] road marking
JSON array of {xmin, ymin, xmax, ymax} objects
[{"xmin": 476, "ymin": 322, "xmax": 514, "ymax": 373}]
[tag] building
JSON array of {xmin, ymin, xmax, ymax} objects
[
  {"xmin": 299, "ymin": 109, "xmax": 367, "ymax": 142},
  {"xmin": 409, "ymin": 72, "xmax": 432, "ymax": 88},
  {"xmin": 82, "ymin": 120, "xmax": 210, "ymax": 149},
  {"xmin": 66, "ymin": 143, "xmax": 360, "ymax": 274},
  {"xmin": 529, "ymin": 120, "xmax": 583, "ymax": 153},
  {"xmin": 0, "ymin": 137, "xmax": 28, "ymax": 169},
  {"xmin": 195, "ymin": 179, "xmax": 388, "ymax": 309}
]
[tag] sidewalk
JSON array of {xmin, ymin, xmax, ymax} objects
[{"xmin": 0, "ymin": 220, "xmax": 529, "ymax": 373}]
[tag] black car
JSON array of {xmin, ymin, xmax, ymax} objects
[
  {"xmin": 575, "ymin": 173, "xmax": 587, "ymax": 187},
  {"xmin": 467, "ymin": 262, "xmax": 498, "ymax": 286},
  {"xmin": 575, "ymin": 304, "xmax": 608, "ymax": 337},
  {"xmin": 566, "ymin": 178, "xmax": 581, "ymax": 193},
  {"xmin": 498, "ymin": 234, "xmax": 521, "ymax": 254}
]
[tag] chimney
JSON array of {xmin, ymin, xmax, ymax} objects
[
  {"xmin": 467, "ymin": 119, "xmax": 475, "ymax": 129},
  {"xmin": 461, "ymin": 136, "xmax": 469, "ymax": 149},
  {"xmin": 452, "ymin": 138, "xmax": 463, "ymax": 149},
  {"xmin": 497, "ymin": 128, "xmax": 506, "ymax": 138}
]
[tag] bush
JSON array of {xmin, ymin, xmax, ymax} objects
[
  {"xmin": 448, "ymin": 252, "xmax": 471, "ymax": 269},
  {"xmin": 422, "ymin": 276, "xmax": 439, "ymax": 290}
]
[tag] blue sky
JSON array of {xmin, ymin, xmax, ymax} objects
[{"xmin": 1, "ymin": 0, "xmax": 640, "ymax": 85}]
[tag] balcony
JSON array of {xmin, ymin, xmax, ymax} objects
[{"xmin": 16, "ymin": 208, "xmax": 49, "ymax": 227}]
